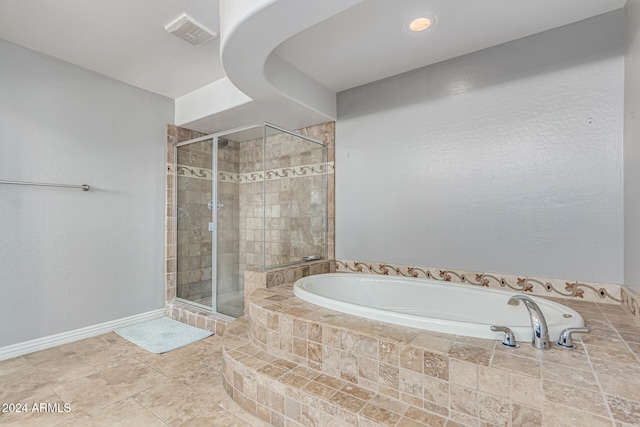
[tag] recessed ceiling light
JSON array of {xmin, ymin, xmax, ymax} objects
[{"xmin": 409, "ymin": 16, "xmax": 434, "ymax": 32}]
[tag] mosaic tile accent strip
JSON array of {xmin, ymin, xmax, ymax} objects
[
  {"xmin": 336, "ymin": 259, "xmax": 622, "ymax": 304},
  {"xmin": 175, "ymin": 162, "xmax": 334, "ymax": 183},
  {"xmin": 221, "ymin": 162, "xmax": 334, "ymax": 184},
  {"xmin": 175, "ymin": 164, "xmax": 213, "ymax": 180},
  {"xmin": 622, "ymin": 287, "xmax": 640, "ymax": 322}
]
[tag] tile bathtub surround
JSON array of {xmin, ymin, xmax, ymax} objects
[
  {"xmin": 0, "ymin": 333, "xmax": 268, "ymax": 427},
  {"xmin": 221, "ymin": 282, "xmax": 640, "ymax": 426},
  {"xmin": 243, "ymin": 260, "xmax": 336, "ymax": 313},
  {"xmin": 337, "ymin": 259, "xmax": 623, "ymax": 305}
]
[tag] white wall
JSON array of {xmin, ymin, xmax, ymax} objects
[
  {"xmin": 624, "ymin": 0, "xmax": 640, "ymax": 294},
  {"xmin": 336, "ymin": 11, "xmax": 624, "ymax": 284},
  {"xmin": 0, "ymin": 40, "xmax": 173, "ymax": 347}
]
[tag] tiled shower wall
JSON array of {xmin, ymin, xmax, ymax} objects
[
  {"xmin": 217, "ymin": 140, "xmax": 241, "ymax": 304},
  {"xmin": 238, "ymin": 127, "xmax": 333, "ymax": 273}
]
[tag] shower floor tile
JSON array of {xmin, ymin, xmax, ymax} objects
[{"xmin": 0, "ymin": 334, "xmax": 268, "ymax": 427}]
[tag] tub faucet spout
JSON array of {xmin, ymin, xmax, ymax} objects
[{"xmin": 508, "ymin": 295, "xmax": 550, "ymax": 350}]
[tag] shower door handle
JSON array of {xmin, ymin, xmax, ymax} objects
[{"xmin": 207, "ymin": 200, "xmax": 224, "ymax": 211}]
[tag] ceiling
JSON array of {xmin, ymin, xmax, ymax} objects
[
  {"xmin": 276, "ymin": 0, "xmax": 628, "ymax": 92},
  {"xmin": 0, "ymin": 0, "xmax": 225, "ymax": 99},
  {"xmin": 0, "ymin": 0, "xmax": 628, "ymax": 104}
]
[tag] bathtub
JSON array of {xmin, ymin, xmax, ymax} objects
[{"xmin": 293, "ymin": 273, "xmax": 585, "ymax": 343}]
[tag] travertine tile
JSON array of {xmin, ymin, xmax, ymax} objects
[
  {"xmin": 542, "ymin": 401, "xmax": 614, "ymax": 427},
  {"xmin": 340, "ymin": 351, "xmax": 359, "ymax": 376},
  {"xmin": 327, "ymin": 391, "xmax": 366, "ymax": 413},
  {"xmin": 509, "ymin": 373, "xmax": 542, "ymax": 409},
  {"xmin": 53, "ymin": 361, "xmax": 169, "ymax": 416},
  {"xmin": 360, "ymin": 402, "xmax": 403, "ymax": 426},
  {"xmin": 511, "ymin": 403, "xmax": 542, "ymax": 427},
  {"xmin": 359, "ymin": 335, "xmax": 378, "ymax": 358},
  {"xmin": 279, "ymin": 372, "xmax": 311, "ymax": 388},
  {"xmin": 490, "ymin": 352, "xmax": 540, "ymax": 378},
  {"xmin": 449, "ymin": 359, "xmax": 478, "ymax": 389},
  {"xmin": 64, "ymin": 397, "xmax": 165, "ymax": 427},
  {"xmin": 447, "ymin": 343, "xmax": 492, "ymax": 366},
  {"xmin": 478, "ymin": 393, "xmax": 509, "ymax": 426},
  {"xmin": 606, "ymin": 395, "xmax": 640, "ymax": 425},
  {"xmin": 340, "ymin": 330, "xmax": 359, "ymax": 353},
  {"xmin": 378, "ymin": 362, "xmax": 399, "ymax": 388},
  {"xmin": 379, "ymin": 340, "xmax": 399, "ymax": 365},
  {"xmin": 399, "ymin": 346, "xmax": 423, "ymax": 372},
  {"xmin": 323, "ymin": 326, "xmax": 341, "ymax": 348},
  {"xmin": 586, "ymin": 345, "xmax": 639, "ymax": 365},
  {"xmin": 477, "ymin": 366, "xmax": 509, "ymax": 398},
  {"xmin": 423, "ymin": 377, "xmax": 450, "ymax": 407},
  {"xmin": 410, "ymin": 333, "xmax": 453, "ymax": 354},
  {"xmin": 58, "ymin": 336, "xmax": 110, "ymax": 355},
  {"xmin": 448, "ymin": 409, "xmax": 479, "ymax": 426},
  {"xmin": 597, "ymin": 372, "xmax": 640, "ymax": 403},
  {"xmin": 303, "ymin": 381, "xmax": 337, "ymax": 400},
  {"xmin": 424, "ymin": 351, "xmax": 449, "ymax": 380},
  {"xmin": 402, "ymin": 406, "xmax": 446, "ymax": 426},
  {"xmin": 341, "ymin": 383, "xmax": 375, "ymax": 401},
  {"xmin": 540, "ymin": 362, "xmax": 599, "ymax": 391},
  {"xmin": 23, "ymin": 347, "xmax": 73, "ymax": 366},
  {"xmin": 450, "ymin": 384, "xmax": 478, "ymax": 417},
  {"xmin": 0, "ymin": 355, "xmax": 28, "ymax": 378},
  {"xmin": 0, "ymin": 356, "xmax": 97, "ymax": 403},
  {"xmin": 399, "ymin": 368, "xmax": 423, "ymax": 398},
  {"xmin": 368, "ymin": 393, "xmax": 408, "ymax": 415},
  {"xmin": 541, "ymin": 379, "xmax": 609, "ymax": 417},
  {"xmin": 359, "ymin": 356, "xmax": 378, "ymax": 381},
  {"xmin": 313, "ymin": 373, "xmax": 346, "ymax": 389}
]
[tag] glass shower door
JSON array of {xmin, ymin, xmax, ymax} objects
[
  {"xmin": 214, "ymin": 132, "xmax": 249, "ymax": 318},
  {"xmin": 175, "ymin": 137, "xmax": 214, "ymax": 309}
]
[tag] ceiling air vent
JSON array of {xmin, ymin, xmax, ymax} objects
[{"xmin": 165, "ymin": 13, "xmax": 217, "ymax": 46}]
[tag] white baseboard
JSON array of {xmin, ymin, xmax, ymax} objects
[{"xmin": 0, "ymin": 309, "xmax": 165, "ymax": 361}]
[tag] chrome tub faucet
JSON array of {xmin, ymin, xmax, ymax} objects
[{"xmin": 508, "ymin": 295, "xmax": 550, "ymax": 350}]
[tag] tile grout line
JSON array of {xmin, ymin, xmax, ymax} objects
[{"xmin": 583, "ymin": 303, "xmax": 618, "ymax": 425}]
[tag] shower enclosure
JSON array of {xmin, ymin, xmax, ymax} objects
[{"xmin": 174, "ymin": 123, "xmax": 328, "ymax": 318}]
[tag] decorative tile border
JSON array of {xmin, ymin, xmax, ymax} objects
[
  {"xmin": 336, "ymin": 259, "xmax": 623, "ymax": 304},
  {"xmin": 175, "ymin": 164, "xmax": 213, "ymax": 180},
  {"xmin": 622, "ymin": 287, "xmax": 640, "ymax": 322},
  {"xmin": 174, "ymin": 161, "xmax": 334, "ymax": 183}
]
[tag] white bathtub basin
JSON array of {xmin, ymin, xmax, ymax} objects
[{"xmin": 293, "ymin": 273, "xmax": 584, "ymax": 343}]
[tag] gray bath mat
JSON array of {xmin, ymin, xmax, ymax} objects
[{"xmin": 114, "ymin": 317, "xmax": 213, "ymax": 353}]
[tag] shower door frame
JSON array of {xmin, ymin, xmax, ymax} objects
[
  {"xmin": 173, "ymin": 122, "xmax": 328, "ymax": 318},
  {"xmin": 174, "ymin": 133, "xmax": 217, "ymax": 313}
]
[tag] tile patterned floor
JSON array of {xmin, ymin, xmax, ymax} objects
[{"xmin": 0, "ymin": 333, "xmax": 269, "ymax": 426}]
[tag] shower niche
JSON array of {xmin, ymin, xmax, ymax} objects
[{"xmin": 174, "ymin": 123, "xmax": 328, "ymax": 318}]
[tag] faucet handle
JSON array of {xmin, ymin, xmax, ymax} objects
[
  {"xmin": 490, "ymin": 325, "xmax": 519, "ymax": 348},
  {"xmin": 556, "ymin": 327, "xmax": 590, "ymax": 349}
]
